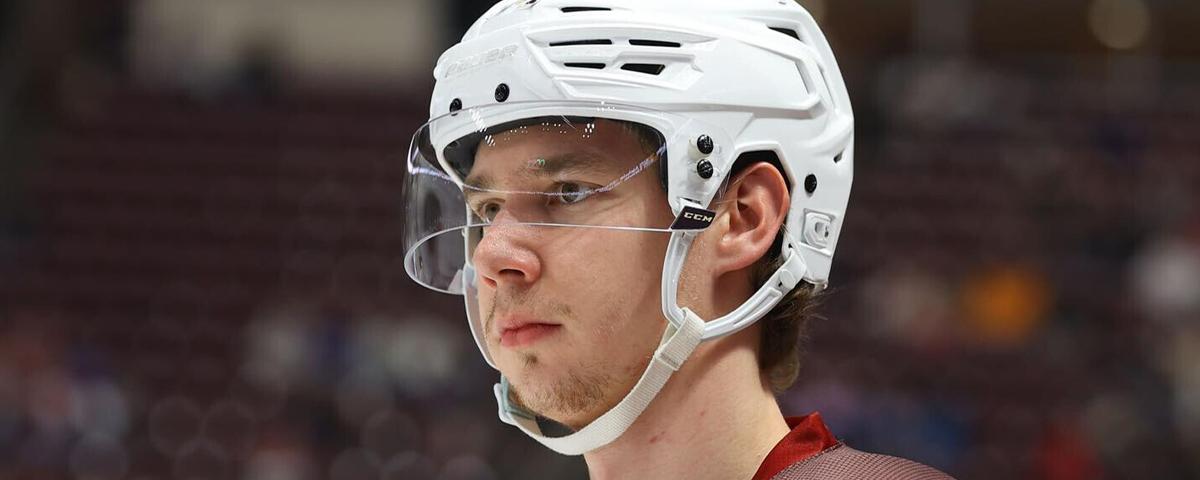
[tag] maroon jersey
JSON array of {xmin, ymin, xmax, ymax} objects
[{"xmin": 753, "ymin": 413, "xmax": 956, "ymax": 480}]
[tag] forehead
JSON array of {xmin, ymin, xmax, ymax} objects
[{"xmin": 467, "ymin": 119, "xmax": 655, "ymax": 182}]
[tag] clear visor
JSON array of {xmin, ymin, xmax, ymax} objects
[{"xmin": 403, "ymin": 101, "xmax": 707, "ymax": 293}]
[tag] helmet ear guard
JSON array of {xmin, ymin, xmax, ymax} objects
[
  {"xmin": 660, "ymin": 225, "xmax": 810, "ymax": 341},
  {"xmin": 409, "ymin": 0, "xmax": 854, "ymax": 455}
]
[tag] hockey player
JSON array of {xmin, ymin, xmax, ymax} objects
[{"xmin": 403, "ymin": 1, "xmax": 956, "ymax": 478}]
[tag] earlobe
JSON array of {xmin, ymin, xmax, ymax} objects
[{"xmin": 713, "ymin": 163, "xmax": 790, "ymax": 274}]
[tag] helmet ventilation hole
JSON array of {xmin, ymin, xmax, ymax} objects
[
  {"xmin": 768, "ymin": 26, "xmax": 801, "ymax": 40},
  {"xmin": 549, "ymin": 39, "xmax": 612, "ymax": 47},
  {"xmin": 561, "ymin": 6, "xmax": 611, "ymax": 13},
  {"xmin": 621, "ymin": 63, "xmax": 665, "ymax": 75},
  {"xmin": 629, "ymin": 39, "xmax": 682, "ymax": 48}
]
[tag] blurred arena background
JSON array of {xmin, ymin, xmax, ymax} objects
[{"xmin": 0, "ymin": 0, "xmax": 1198, "ymax": 478}]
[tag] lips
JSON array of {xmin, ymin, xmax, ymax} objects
[{"xmin": 497, "ymin": 317, "xmax": 561, "ymax": 347}]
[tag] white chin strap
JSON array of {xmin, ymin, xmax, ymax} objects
[
  {"xmin": 494, "ymin": 304, "xmax": 705, "ymax": 455},
  {"xmin": 491, "ymin": 230, "xmax": 809, "ymax": 456}
]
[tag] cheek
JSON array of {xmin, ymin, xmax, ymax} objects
[
  {"xmin": 674, "ymin": 230, "xmax": 718, "ymax": 311},
  {"xmin": 554, "ymin": 230, "xmax": 665, "ymax": 292},
  {"xmin": 554, "ymin": 231, "xmax": 668, "ymax": 335}
]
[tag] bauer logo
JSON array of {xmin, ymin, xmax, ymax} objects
[
  {"xmin": 445, "ymin": 45, "xmax": 519, "ymax": 78},
  {"xmin": 670, "ymin": 206, "xmax": 717, "ymax": 231}
]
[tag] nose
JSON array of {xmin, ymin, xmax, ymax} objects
[{"xmin": 471, "ymin": 215, "xmax": 543, "ymax": 290}]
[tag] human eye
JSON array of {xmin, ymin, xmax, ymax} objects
[
  {"xmin": 469, "ymin": 199, "xmax": 502, "ymax": 222},
  {"xmin": 551, "ymin": 182, "xmax": 596, "ymax": 205}
]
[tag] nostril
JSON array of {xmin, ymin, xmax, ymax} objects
[{"xmin": 498, "ymin": 268, "xmax": 524, "ymax": 278}]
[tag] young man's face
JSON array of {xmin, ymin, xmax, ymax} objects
[{"xmin": 465, "ymin": 119, "xmax": 675, "ymax": 428}]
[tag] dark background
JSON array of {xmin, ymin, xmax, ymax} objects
[{"xmin": 0, "ymin": 0, "xmax": 1198, "ymax": 478}]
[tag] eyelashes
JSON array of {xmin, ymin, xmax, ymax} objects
[{"xmin": 469, "ymin": 181, "xmax": 599, "ymax": 221}]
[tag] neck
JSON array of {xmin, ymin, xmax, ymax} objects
[{"xmin": 581, "ymin": 327, "xmax": 790, "ymax": 480}]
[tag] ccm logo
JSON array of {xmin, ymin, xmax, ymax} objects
[{"xmin": 670, "ymin": 205, "xmax": 717, "ymax": 230}]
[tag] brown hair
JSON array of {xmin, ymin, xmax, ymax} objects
[
  {"xmin": 730, "ymin": 151, "xmax": 824, "ymax": 395},
  {"xmin": 752, "ymin": 245, "xmax": 822, "ymax": 394}
]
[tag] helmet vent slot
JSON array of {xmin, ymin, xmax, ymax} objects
[
  {"xmin": 549, "ymin": 39, "xmax": 613, "ymax": 47},
  {"xmin": 564, "ymin": 62, "xmax": 607, "ymax": 69},
  {"xmin": 561, "ymin": 6, "xmax": 611, "ymax": 13},
  {"xmin": 621, "ymin": 63, "xmax": 666, "ymax": 75},
  {"xmin": 768, "ymin": 26, "xmax": 801, "ymax": 41},
  {"xmin": 629, "ymin": 39, "xmax": 682, "ymax": 48}
]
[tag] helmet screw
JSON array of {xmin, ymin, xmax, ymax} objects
[
  {"xmin": 804, "ymin": 174, "xmax": 818, "ymax": 194},
  {"xmin": 697, "ymin": 159, "xmax": 714, "ymax": 179},
  {"xmin": 495, "ymin": 83, "xmax": 510, "ymax": 102},
  {"xmin": 450, "ymin": 98, "xmax": 462, "ymax": 112},
  {"xmin": 696, "ymin": 135, "xmax": 714, "ymax": 154}
]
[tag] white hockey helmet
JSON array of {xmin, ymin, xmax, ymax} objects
[{"xmin": 403, "ymin": 0, "xmax": 853, "ymax": 455}]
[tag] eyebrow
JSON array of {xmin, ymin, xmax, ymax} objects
[{"xmin": 462, "ymin": 151, "xmax": 608, "ymax": 196}]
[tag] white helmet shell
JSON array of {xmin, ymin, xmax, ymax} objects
[{"xmin": 431, "ymin": 0, "xmax": 853, "ymax": 286}]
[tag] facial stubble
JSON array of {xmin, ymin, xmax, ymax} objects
[{"xmin": 486, "ymin": 290, "xmax": 622, "ymax": 425}]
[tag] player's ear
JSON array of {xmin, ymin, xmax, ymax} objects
[{"xmin": 709, "ymin": 162, "xmax": 789, "ymax": 275}]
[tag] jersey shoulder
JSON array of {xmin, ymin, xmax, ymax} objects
[{"xmin": 770, "ymin": 443, "xmax": 956, "ymax": 480}]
